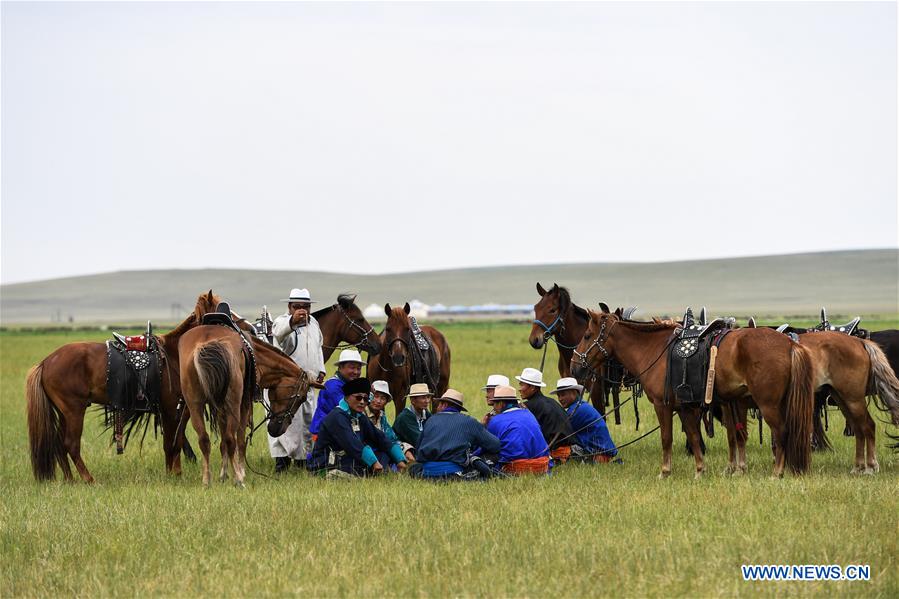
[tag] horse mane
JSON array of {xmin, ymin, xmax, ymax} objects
[
  {"xmin": 555, "ymin": 286, "xmax": 589, "ymax": 323},
  {"xmin": 313, "ymin": 293, "xmax": 358, "ymax": 319},
  {"xmin": 251, "ymin": 335, "xmax": 296, "ymax": 363},
  {"xmin": 615, "ymin": 316, "xmax": 678, "ymax": 332}
]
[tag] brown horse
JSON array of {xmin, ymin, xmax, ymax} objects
[
  {"xmin": 178, "ymin": 325, "xmax": 317, "ymax": 487},
  {"xmin": 571, "ymin": 306, "xmax": 815, "ymax": 478},
  {"xmin": 313, "ymin": 294, "xmax": 382, "ymax": 361},
  {"xmin": 530, "ymin": 283, "xmax": 610, "ymax": 413},
  {"xmin": 26, "ymin": 291, "xmax": 222, "ymax": 482},
  {"xmin": 366, "ymin": 303, "xmax": 451, "ymax": 413},
  {"xmin": 782, "ymin": 332, "xmax": 898, "ymax": 473}
]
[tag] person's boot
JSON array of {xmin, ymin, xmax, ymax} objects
[
  {"xmin": 293, "ymin": 459, "xmax": 306, "ymax": 470},
  {"xmin": 274, "ymin": 457, "xmax": 291, "ymax": 474}
]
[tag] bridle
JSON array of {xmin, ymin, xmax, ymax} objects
[
  {"xmin": 321, "ymin": 304, "xmax": 378, "ymax": 353},
  {"xmin": 378, "ymin": 333, "xmax": 411, "ymax": 372},
  {"xmin": 572, "ymin": 317, "xmax": 615, "ymax": 374},
  {"xmin": 255, "ymin": 371, "xmax": 308, "ymax": 435},
  {"xmin": 533, "ymin": 300, "xmax": 578, "ymax": 351}
]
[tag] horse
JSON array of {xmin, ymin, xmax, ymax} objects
[
  {"xmin": 571, "ymin": 305, "xmax": 815, "ymax": 478},
  {"xmin": 366, "ymin": 302, "xmax": 451, "ymax": 413},
  {"xmin": 783, "ymin": 332, "xmax": 898, "ymax": 472},
  {"xmin": 26, "ymin": 290, "xmax": 222, "ymax": 482},
  {"xmin": 178, "ymin": 324, "xmax": 317, "ymax": 487},
  {"xmin": 312, "ymin": 294, "xmax": 382, "ymax": 361}
]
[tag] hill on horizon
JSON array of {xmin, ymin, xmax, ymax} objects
[{"xmin": 1, "ymin": 249, "xmax": 896, "ymax": 324}]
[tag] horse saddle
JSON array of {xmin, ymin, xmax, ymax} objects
[
  {"xmin": 201, "ymin": 301, "xmax": 243, "ymax": 334},
  {"xmin": 777, "ymin": 306, "xmax": 867, "ymax": 339},
  {"xmin": 106, "ymin": 325, "xmax": 161, "ymax": 413},
  {"xmin": 666, "ymin": 308, "xmax": 730, "ymax": 406},
  {"xmin": 672, "ymin": 307, "xmax": 728, "ymax": 359},
  {"xmin": 410, "ymin": 316, "xmax": 431, "ymax": 351}
]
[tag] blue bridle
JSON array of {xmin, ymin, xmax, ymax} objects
[{"xmin": 533, "ymin": 314, "xmax": 577, "ymax": 350}]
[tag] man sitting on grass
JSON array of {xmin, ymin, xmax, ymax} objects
[
  {"xmin": 485, "ymin": 385, "xmax": 551, "ymax": 475},
  {"xmin": 552, "ymin": 377, "xmax": 619, "ymax": 463},
  {"xmin": 307, "ymin": 377, "xmax": 407, "ymax": 478},
  {"xmin": 367, "ymin": 380, "xmax": 415, "ymax": 464},
  {"xmin": 411, "ymin": 389, "xmax": 500, "ymax": 480},
  {"xmin": 516, "ymin": 367, "xmax": 574, "ymax": 464},
  {"xmin": 393, "ymin": 383, "xmax": 433, "ymax": 450}
]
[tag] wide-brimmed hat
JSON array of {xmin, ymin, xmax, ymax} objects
[
  {"xmin": 436, "ymin": 389, "xmax": 467, "ymax": 411},
  {"xmin": 550, "ymin": 377, "xmax": 584, "ymax": 396},
  {"xmin": 515, "ymin": 367, "xmax": 546, "ymax": 387},
  {"xmin": 491, "ymin": 385, "xmax": 519, "ymax": 403},
  {"xmin": 481, "ymin": 374, "xmax": 510, "ymax": 390},
  {"xmin": 335, "ymin": 349, "xmax": 364, "ymax": 365},
  {"xmin": 371, "ymin": 380, "xmax": 392, "ymax": 399},
  {"xmin": 406, "ymin": 383, "xmax": 433, "ymax": 398},
  {"xmin": 343, "ymin": 377, "xmax": 371, "ymax": 397},
  {"xmin": 281, "ymin": 288, "xmax": 316, "ymax": 303}
]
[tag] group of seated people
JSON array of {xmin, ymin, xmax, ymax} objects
[{"xmin": 306, "ymin": 365, "xmax": 620, "ymax": 480}]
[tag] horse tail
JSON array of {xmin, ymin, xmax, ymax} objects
[
  {"xmin": 193, "ymin": 341, "xmax": 236, "ymax": 434},
  {"xmin": 783, "ymin": 344, "xmax": 814, "ymax": 474},
  {"xmin": 863, "ymin": 340, "xmax": 899, "ymax": 426},
  {"xmin": 26, "ymin": 363, "xmax": 67, "ymax": 481}
]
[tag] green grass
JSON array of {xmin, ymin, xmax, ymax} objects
[{"xmin": 2, "ymin": 321, "xmax": 898, "ymax": 597}]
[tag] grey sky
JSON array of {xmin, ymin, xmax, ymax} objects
[{"xmin": 2, "ymin": 1, "xmax": 896, "ymax": 284}]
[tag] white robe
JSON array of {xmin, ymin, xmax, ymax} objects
[{"xmin": 266, "ymin": 312, "xmax": 325, "ymax": 459}]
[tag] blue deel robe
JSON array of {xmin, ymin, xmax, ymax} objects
[
  {"xmin": 310, "ymin": 374, "xmax": 346, "ymax": 435},
  {"xmin": 566, "ymin": 398, "xmax": 618, "ymax": 457},
  {"xmin": 486, "ymin": 405, "xmax": 549, "ymax": 463}
]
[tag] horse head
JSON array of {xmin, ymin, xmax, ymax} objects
[
  {"xmin": 530, "ymin": 282, "xmax": 569, "ymax": 349},
  {"xmin": 383, "ymin": 302, "xmax": 412, "ymax": 367},
  {"xmin": 336, "ymin": 294, "xmax": 382, "ymax": 355},
  {"xmin": 194, "ymin": 289, "xmax": 222, "ymax": 323},
  {"xmin": 252, "ymin": 339, "xmax": 319, "ymax": 437},
  {"xmin": 570, "ymin": 304, "xmax": 616, "ymax": 380}
]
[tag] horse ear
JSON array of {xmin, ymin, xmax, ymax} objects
[
  {"xmin": 551, "ymin": 283, "xmax": 559, "ymax": 293},
  {"xmin": 384, "ymin": 303, "xmax": 392, "ymax": 317},
  {"xmin": 206, "ymin": 290, "xmax": 214, "ymax": 303},
  {"xmin": 598, "ymin": 302, "xmax": 610, "ymax": 314},
  {"xmin": 536, "ymin": 282, "xmax": 546, "ymax": 297},
  {"xmin": 614, "ymin": 307, "xmax": 623, "ymax": 317},
  {"xmin": 403, "ymin": 302, "xmax": 411, "ymax": 315}
]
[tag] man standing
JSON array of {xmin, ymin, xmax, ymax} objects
[
  {"xmin": 269, "ymin": 288, "xmax": 326, "ymax": 473},
  {"xmin": 412, "ymin": 389, "xmax": 500, "ymax": 480},
  {"xmin": 515, "ymin": 367, "xmax": 574, "ymax": 463},
  {"xmin": 393, "ymin": 383, "xmax": 433, "ymax": 450},
  {"xmin": 307, "ymin": 378, "xmax": 407, "ymax": 477},
  {"xmin": 310, "ymin": 349, "xmax": 365, "ymax": 447},
  {"xmin": 485, "ymin": 385, "xmax": 550, "ymax": 474},
  {"xmin": 552, "ymin": 377, "xmax": 619, "ymax": 463}
]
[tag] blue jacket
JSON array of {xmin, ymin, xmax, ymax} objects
[
  {"xmin": 486, "ymin": 405, "xmax": 549, "ymax": 463},
  {"xmin": 308, "ymin": 400, "xmax": 405, "ymax": 475},
  {"xmin": 310, "ymin": 375, "xmax": 346, "ymax": 435},
  {"xmin": 566, "ymin": 399, "xmax": 618, "ymax": 457},
  {"xmin": 416, "ymin": 409, "xmax": 501, "ymax": 473}
]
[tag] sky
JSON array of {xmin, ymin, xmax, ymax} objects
[{"xmin": 1, "ymin": 1, "xmax": 896, "ymax": 284}]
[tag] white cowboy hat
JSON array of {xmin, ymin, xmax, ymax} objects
[
  {"xmin": 371, "ymin": 380, "xmax": 392, "ymax": 399},
  {"xmin": 281, "ymin": 288, "xmax": 316, "ymax": 303},
  {"xmin": 335, "ymin": 348, "xmax": 364, "ymax": 365},
  {"xmin": 550, "ymin": 377, "xmax": 585, "ymax": 396},
  {"xmin": 515, "ymin": 367, "xmax": 546, "ymax": 387},
  {"xmin": 481, "ymin": 374, "xmax": 510, "ymax": 390}
]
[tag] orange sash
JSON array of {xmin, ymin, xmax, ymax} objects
[
  {"xmin": 502, "ymin": 456, "xmax": 550, "ymax": 475},
  {"xmin": 551, "ymin": 445, "xmax": 572, "ymax": 464}
]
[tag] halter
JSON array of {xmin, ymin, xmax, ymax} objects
[
  {"xmin": 572, "ymin": 318, "xmax": 615, "ymax": 372},
  {"xmin": 320, "ymin": 304, "xmax": 377, "ymax": 352},
  {"xmin": 378, "ymin": 334, "xmax": 411, "ymax": 372},
  {"xmin": 534, "ymin": 312, "xmax": 578, "ymax": 350},
  {"xmin": 255, "ymin": 372, "xmax": 308, "ymax": 434}
]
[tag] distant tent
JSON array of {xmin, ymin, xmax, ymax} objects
[{"xmin": 363, "ymin": 303, "xmax": 384, "ymax": 319}]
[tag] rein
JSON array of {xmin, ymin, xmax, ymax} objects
[{"xmin": 320, "ymin": 304, "xmax": 377, "ymax": 353}]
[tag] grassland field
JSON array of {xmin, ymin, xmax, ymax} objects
[{"xmin": 1, "ymin": 319, "xmax": 898, "ymax": 597}]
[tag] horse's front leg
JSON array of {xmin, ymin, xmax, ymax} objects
[
  {"xmin": 681, "ymin": 407, "xmax": 705, "ymax": 479},
  {"xmin": 61, "ymin": 403, "xmax": 93, "ymax": 483},
  {"xmin": 655, "ymin": 403, "xmax": 673, "ymax": 478}
]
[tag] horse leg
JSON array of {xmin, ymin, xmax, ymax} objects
[
  {"xmin": 612, "ymin": 387, "xmax": 622, "ymax": 425},
  {"xmin": 721, "ymin": 405, "xmax": 738, "ymax": 475},
  {"xmin": 836, "ymin": 395, "xmax": 870, "ymax": 474},
  {"xmin": 736, "ymin": 406, "xmax": 749, "ymax": 474},
  {"xmin": 188, "ymin": 404, "xmax": 212, "ymax": 487},
  {"xmin": 756, "ymin": 403, "xmax": 785, "ymax": 477},
  {"xmin": 863, "ymin": 412, "xmax": 878, "ymax": 474},
  {"xmin": 681, "ymin": 408, "xmax": 705, "ymax": 479},
  {"xmin": 160, "ymin": 402, "xmax": 183, "ymax": 476},
  {"xmin": 60, "ymin": 404, "xmax": 93, "ymax": 483},
  {"xmin": 655, "ymin": 403, "xmax": 673, "ymax": 478}
]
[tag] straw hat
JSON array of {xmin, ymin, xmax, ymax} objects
[
  {"xmin": 515, "ymin": 367, "xmax": 546, "ymax": 387},
  {"xmin": 436, "ymin": 389, "xmax": 466, "ymax": 411},
  {"xmin": 406, "ymin": 383, "xmax": 433, "ymax": 398},
  {"xmin": 481, "ymin": 374, "xmax": 510, "ymax": 390},
  {"xmin": 550, "ymin": 377, "xmax": 585, "ymax": 395},
  {"xmin": 491, "ymin": 385, "xmax": 519, "ymax": 403}
]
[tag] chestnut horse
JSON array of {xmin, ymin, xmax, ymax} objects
[
  {"xmin": 366, "ymin": 303, "xmax": 451, "ymax": 413},
  {"xmin": 729, "ymin": 332, "xmax": 899, "ymax": 474},
  {"xmin": 571, "ymin": 306, "xmax": 815, "ymax": 478},
  {"xmin": 313, "ymin": 294, "xmax": 382, "ymax": 361},
  {"xmin": 26, "ymin": 291, "xmax": 222, "ymax": 482},
  {"xmin": 178, "ymin": 325, "xmax": 317, "ymax": 487}
]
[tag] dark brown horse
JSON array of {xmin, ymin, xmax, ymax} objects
[
  {"xmin": 366, "ymin": 303, "xmax": 451, "ymax": 413},
  {"xmin": 26, "ymin": 291, "xmax": 222, "ymax": 482},
  {"xmin": 313, "ymin": 294, "xmax": 382, "ymax": 361},
  {"xmin": 571, "ymin": 306, "xmax": 815, "ymax": 478},
  {"xmin": 178, "ymin": 325, "xmax": 317, "ymax": 487}
]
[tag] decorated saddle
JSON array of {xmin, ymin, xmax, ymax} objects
[
  {"xmin": 777, "ymin": 307, "xmax": 868, "ymax": 339},
  {"xmin": 665, "ymin": 308, "xmax": 731, "ymax": 406},
  {"xmin": 409, "ymin": 316, "xmax": 440, "ymax": 392}
]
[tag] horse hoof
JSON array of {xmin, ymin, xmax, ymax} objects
[
  {"xmin": 723, "ymin": 466, "xmax": 734, "ymax": 475},
  {"xmin": 693, "ymin": 471, "xmax": 703, "ymax": 480},
  {"xmin": 234, "ymin": 480, "xmax": 246, "ymax": 489},
  {"xmin": 849, "ymin": 467, "xmax": 864, "ymax": 475},
  {"xmin": 658, "ymin": 471, "xmax": 671, "ymax": 479}
]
